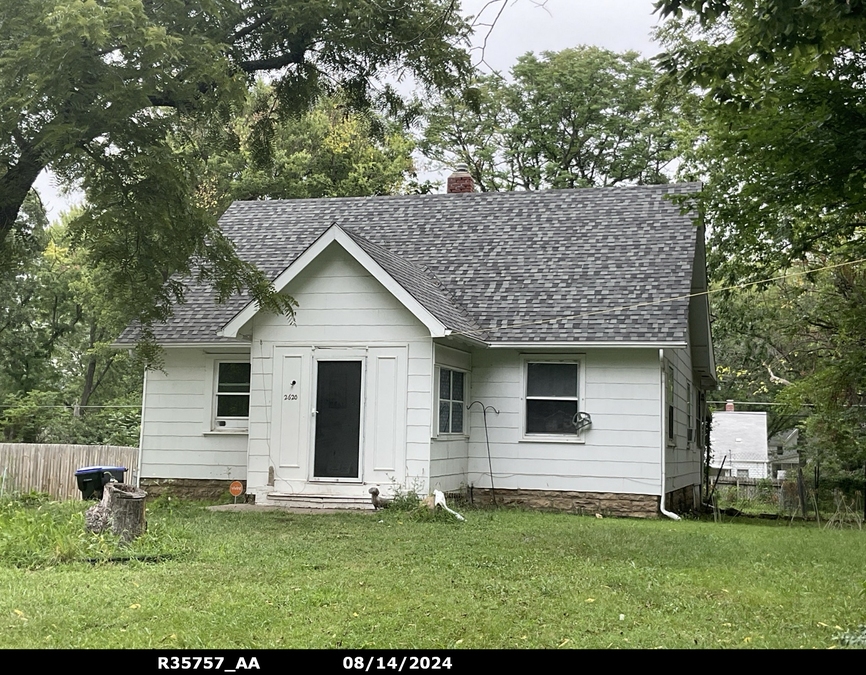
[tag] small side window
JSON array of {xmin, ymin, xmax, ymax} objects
[{"xmin": 438, "ymin": 368, "xmax": 465, "ymax": 434}]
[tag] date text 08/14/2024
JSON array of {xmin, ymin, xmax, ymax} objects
[{"xmin": 343, "ymin": 656, "xmax": 453, "ymax": 671}]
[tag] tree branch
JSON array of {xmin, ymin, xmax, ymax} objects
[
  {"xmin": 239, "ymin": 51, "xmax": 306, "ymax": 73},
  {"xmin": 231, "ymin": 10, "xmax": 274, "ymax": 41}
]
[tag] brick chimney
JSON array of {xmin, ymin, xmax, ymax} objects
[
  {"xmin": 725, "ymin": 399, "xmax": 735, "ymax": 411},
  {"xmin": 447, "ymin": 163, "xmax": 474, "ymax": 193}
]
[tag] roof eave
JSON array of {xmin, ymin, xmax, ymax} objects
[{"xmin": 486, "ymin": 340, "xmax": 689, "ymax": 349}]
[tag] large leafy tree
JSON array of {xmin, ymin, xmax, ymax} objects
[
  {"xmin": 421, "ymin": 47, "xmax": 682, "ymax": 191},
  {"xmin": 191, "ymin": 86, "xmax": 418, "ymax": 215},
  {"xmin": 655, "ymin": 1, "xmax": 866, "ymax": 272},
  {"xmin": 654, "ymin": 1, "xmax": 866, "ymax": 486},
  {"xmin": 0, "ymin": 87, "xmax": 423, "ymax": 444},
  {"xmin": 1, "ymin": 0, "xmax": 471, "ymax": 328},
  {"xmin": 0, "ymin": 212, "xmax": 143, "ymax": 444}
]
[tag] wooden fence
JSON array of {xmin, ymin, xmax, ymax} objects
[{"xmin": 0, "ymin": 443, "xmax": 139, "ymax": 501}]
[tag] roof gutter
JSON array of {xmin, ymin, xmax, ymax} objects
[
  {"xmin": 659, "ymin": 348, "xmax": 681, "ymax": 522},
  {"xmin": 487, "ymin": 341, "xmax": 688, "ymax": 349}
]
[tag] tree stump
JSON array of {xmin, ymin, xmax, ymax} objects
[{"xmin": 85, "ymin": 483, "xmax": 147, "ymax": 543}]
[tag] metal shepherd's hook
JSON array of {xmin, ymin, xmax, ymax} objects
[{"xmin": 467, "ymin": 401, "xmax": 499, "ymax": 506}]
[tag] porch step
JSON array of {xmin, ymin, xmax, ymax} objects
[{"xmin": 265, "ymin": 492, "xmax": 375, "ymax": 511}]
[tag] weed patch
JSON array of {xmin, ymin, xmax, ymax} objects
[{"xmin": 0, "ymin": 496, "xmax": 191, "ymax": 569}]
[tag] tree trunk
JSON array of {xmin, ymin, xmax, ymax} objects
[
  {"xmin": 106, "ymin": 484, "xmax": 147, "ymax": 543},
  {"xmin": 78, "ymin": 323, "xmax": 98, "ymax": 414},
  {"xmin": 0, "ymin": 146, "xmax": 46, "ymax": 254},
  {"xmin": 85, "ymin": 483, "xmax": 147, "ymax": 543}
]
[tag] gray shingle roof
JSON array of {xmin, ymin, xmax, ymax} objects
[
  {"xmin": 121, "ymin": 183, "xmax": 702, "ymax": 345},
  {"xmin": 341, "ymin": 227, "xmax": 486, "ymax": 338}
]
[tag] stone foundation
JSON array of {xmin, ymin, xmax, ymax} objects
[
  {"xmin": 140, "ymin": 478, "xmax": 252, "ymax": 502},
  {"xmin": 470, "ymin": 488, "xmax": 660, "ymax": 518},
  {"xmin": 665, "ymin": 485, "xmax": 699, "ymax": 513}
]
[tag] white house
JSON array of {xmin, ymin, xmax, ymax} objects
[
  {"xmin": 710, "ymin": 405, "xmax": 770, "ymax": 479},
  {"xmin": 123, "ymin": 177, "xmax": 715, "ymax": 517}
]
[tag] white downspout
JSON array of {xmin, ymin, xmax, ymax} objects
[{"xmin": 659, "ymin": 348, "xmax": 681, "ymax": 521}]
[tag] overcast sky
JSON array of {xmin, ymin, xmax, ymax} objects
[
  {"xmin": 35, "ymin": 0, "xmax": 664, "ymax": 220},
  {"xmin": 462, "ymin": 0, "xmax": 662, "ymax": 71}
]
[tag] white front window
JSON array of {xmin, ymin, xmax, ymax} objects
[{"xmin": 214, "ymin": 362, "xmax": 251, "ymax": 430}]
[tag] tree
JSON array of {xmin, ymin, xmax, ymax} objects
[
  {"xmin": 655, "ymin": 1, "xmax": 866, "ymax": 72},
  {"xmin": 0, "ymin": 212, "xmax": 144, "ymax": 444},
  {"xmin": 1, "ymin": 0, "xmax": 471, "ymax": 329},
  {"xmin": 654, "ymin": 1, "xmax": 866, "ymax": 490},
  {"xmin": 421, "ymin": 47, "xmax": 682, "ymax": 191},
  {"xmin": 708, "ymin": 280, "xmax": 804, "ymax": 441},
  {"xmin": 191, "ymin": 87, "xmax": 418, "ymax": 215},
  {"xmin": 655, "ymin": 2, "xmax": 866, "ymax": 274},
  {"xmin": 0, "ymin": 87, "xmax": 423, "ymax": 445}
]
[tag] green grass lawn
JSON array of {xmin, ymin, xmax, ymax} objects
[{"xmin": 1, "ymin": 496, "xmax": 864, "ymax": 649}]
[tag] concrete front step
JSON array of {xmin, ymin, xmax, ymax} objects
[{"xmin": 265, "ymin": 492, "xmax": 375, "ymax": 510}]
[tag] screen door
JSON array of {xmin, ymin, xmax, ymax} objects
[{"xmin": 313, "ymin": 360, "xmax": 362, "ymax": 479}]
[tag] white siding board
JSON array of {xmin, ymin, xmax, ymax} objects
[
  {"xmin": 146, "ymin": 450, "xmax": 247, "ymax": 466},
  {"xmin": 407, "ymin": 374, "xmax": 431, "ymax": 393},
  {"xmin": 407, "ymin": 392, "xmax": 429, "ymax": 409},
  {"xmin": 145, "ymin": 407, "xmax": 205, "ymax": 423},
  {"xmin": 406, "ymin": 408, "xmax": 429, "ymax": 427},
  {"xmin": 584, "ymin": 382, "xmax": 660, "ymax": 400},
  {"xmin": 147, "ymin": 380, "xmax": 205, "ymax": 396}
]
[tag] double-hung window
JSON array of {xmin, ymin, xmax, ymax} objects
[
  {"xmin": 438, "ymin": 368, "xmax": 465, "ymax": 434},
  {"xmin": 524, "ymin": 361, "xmax": 581, "ymax": 436},
  {"xmin": 214, "ymin": 362, "xmax": 251, "ymax": 429}
]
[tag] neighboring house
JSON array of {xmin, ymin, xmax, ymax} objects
[
  {"xmin": 710, "ymin": 403, "xmax": 769, "ymax": 479},
  {"xmin": 122, "ymin": 173, "xmax": 715, "ymax": 517},
  {"xmin": 769, "ymin": 428, "xmax": 800, "ymax": 479}
]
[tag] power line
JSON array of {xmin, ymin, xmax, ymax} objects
[
  {"xmin": 0, "ymin": 405, "xmax": 140, "ymax": 409},
  {"xmin": 707, "ymin": 400, "xmax": 814, "ymax": 408}
]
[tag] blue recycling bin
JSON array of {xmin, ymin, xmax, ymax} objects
[{"xmin": 75, "ymin": 465, "xmax": 127, "ymax": 500}]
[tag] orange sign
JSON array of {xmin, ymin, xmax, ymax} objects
[{"xmin": 229, "ymin": 481, "xmax": 244, "ymax": 497}]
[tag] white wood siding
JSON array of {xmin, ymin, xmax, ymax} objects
[
  {"xmin": 140, "ymin": 348, "xmax": 250, "ymax": 480},
  {"xmin": 246, "ymin": 243, "xmax": 433, "ymax": 494},
  {"xmin": 468, "ymin": 349, "xmax": 662, "ymax": 495},
  {"xmin": 665, "ymin": 329, "xmax": 702, "ymax": 492}
]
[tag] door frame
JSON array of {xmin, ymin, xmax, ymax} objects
[{"xmin": 309, "ymin": 348, "xmax": 366, "ymax": 482}]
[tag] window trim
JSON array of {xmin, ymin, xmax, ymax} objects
[
  {"xmin": 666, "ymin": 363, "xmax": 675, "ymax": 445},
  {"xmin": 520, "ymin": 355, "xmax": 586, "ymax": 444},
  {"xmin": 211, "ymin": 360, "xmax": 251, "ymax": 433},
  {"xmin": 434, "ymin": 365, "xmax": 469, "ymax": 438},
  {"xmin": 686, "ymin": 381, "xmax": 694, "ymax": 446}
]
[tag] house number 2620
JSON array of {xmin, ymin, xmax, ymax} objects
[{"xmin": 284, "ymin": 394, "xmax": 298, "ymax": 401}]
